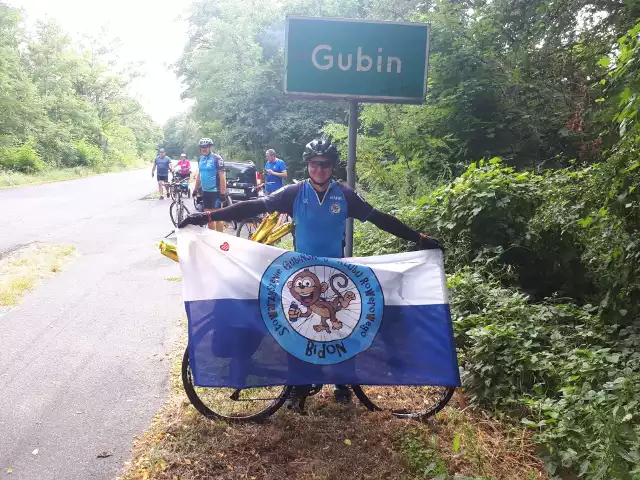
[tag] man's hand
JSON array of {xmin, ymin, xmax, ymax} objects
[
  {"xmin": 266, "ymin": 169, "xmax": 274, "ymax": 175},
  {"xmin": 418, "ymin": 233, "xmax": 444, "ymax": 251},
  {"xmin": 178, "ymin": 213, "xmax": 210, "ymax": 228}
]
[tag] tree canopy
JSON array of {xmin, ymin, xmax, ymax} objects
[{"xmin": 0, "ymin": 2, "xmax": 161, "ymax": 173}]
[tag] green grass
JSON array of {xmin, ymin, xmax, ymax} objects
[
  {"xmin": 0, "ymin": 160, "xmax": 147, "ymax": 189},
  {"xmin": 0, "ymin": 244, "xmax": 75, "ymax": 307},
  {"xmin": 399, "ymin": 428, "xmax": 449, "ymax": 479},
  {"xmin": 276, "ymin": 234, "xmax": 294, "ymax": 251}
]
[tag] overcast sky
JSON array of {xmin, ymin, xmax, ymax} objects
[{"xmin": 7, "ymin": 0, "xmax": 191, "ymax": 124}]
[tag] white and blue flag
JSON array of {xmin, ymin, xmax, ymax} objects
[{"xmin": 178, "ymin": 227, "xmax": 460, "ymax": 388}]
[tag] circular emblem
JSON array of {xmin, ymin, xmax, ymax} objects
[
  {"xmin": 330, "ymin": 203, "xmax": 341, "ymax": 214},
  {"xmin": 259, "ymin": 252, "xmax": 384, "ymax": 365}
]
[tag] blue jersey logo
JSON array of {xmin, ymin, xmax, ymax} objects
[{"xmin": 259, "ymin": 252, "xmax": 384, "ymax": 364}]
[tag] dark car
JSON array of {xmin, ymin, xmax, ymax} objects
[{"xmin": 225, "ymin": 161, "xmax": 260, "ymax": 201}]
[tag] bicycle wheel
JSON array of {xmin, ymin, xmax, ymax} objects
[
  {"xmin": 351, "ymin": 385, "xmax": 455, "ymax": 420},
  {"xmin": 236, "ymin": 218, "xmax": 259, "ymax": 239},
  {"xmin": 181, "ymin": 347, "xmax": 290, "ymax": 422},
  {"xmin": 170, "ymin": 201, "xmax": 190, "ymax": 227}
]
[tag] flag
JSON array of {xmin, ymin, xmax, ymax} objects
[{"xmin": 177, "ymin": 226, "xmax": 460, "ymax": 389}]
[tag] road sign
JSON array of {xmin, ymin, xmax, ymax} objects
[{"xmin": 284, "ymin": 16, "xmax": 430, "ymax": 104}]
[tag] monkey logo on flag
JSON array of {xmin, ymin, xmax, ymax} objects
[{"xmin": 259, "ymin": 252, "xmax": 384, "ymax": 364}]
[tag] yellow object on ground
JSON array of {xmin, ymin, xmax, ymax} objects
[{"xmin": 159, "ymin": 238, "xmax": 178, "ymax": 263}]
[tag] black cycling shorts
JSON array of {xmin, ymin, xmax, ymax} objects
[
  {"xmin": 157, "ymin": 174, "xmax": 168, "ymax": 182},
  {"xmin": 202, "ymin": 191, "xmax": 222, "ymax": 209}
]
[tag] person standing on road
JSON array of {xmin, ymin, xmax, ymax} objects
[
  {"xmin": 178, "ymin": 138, "xmax": 443, "ymax": 407},
  {"xmin": 264, "ymin": 149, "xmax": 287, "ymax": 194},
  {"xmin": 151, "ymin": 148, "xmax": 172, "ymax": 200},
  {"xmin": 194, "ymin": 138, "xmax": 227, "ymax": 232}
]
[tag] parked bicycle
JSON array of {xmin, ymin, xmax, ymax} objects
[
  {"xmin": 181, "ymin": 350, "xmax": 455, "ymax": 422},
  {"xmin": 168, "ymin": 180, "xmax": 190, "ymax": 227}
]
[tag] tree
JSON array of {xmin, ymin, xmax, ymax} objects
[{"xmin": 0, "ymin": 4, "xmax": 160, "ymax": 172}]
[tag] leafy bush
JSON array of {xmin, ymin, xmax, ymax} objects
[
  {"xmin": 353, "ymin": 156, "xmax": 640, "ymax": 479},
  {"xmin": 0, "ymin": 141, "xmax": 45, "ymax": 173},
  {"xmin": 448, "ymin": 270, "xmax": 640, "ymax": 479},
  {"xmin": 71, "ymin": 140, "xmax": 103, "ymax": 168}
]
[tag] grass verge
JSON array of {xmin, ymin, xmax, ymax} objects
[
  {"xmin": 0, "ymin": 243, "xmax": 75, "ymax": 307},
  {"xmin": 122, "ymin": 345, "xmax": 547, "ymax": 480},
  {"xmin": 0, "ymin": 160, "xmax": 147, "ymax": 189},
  {"xmin": 142, "ymin": 191, "xmax": 162, "ymax": 200}
]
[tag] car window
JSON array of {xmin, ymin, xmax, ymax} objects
[{"xmin": 226, "ymin": 163, "xmax": 256, "ymax": 184}]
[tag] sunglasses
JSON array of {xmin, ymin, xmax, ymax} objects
[
  {"xmin": 199, "ymin": 146, "xmax": 210, "ymax": 150},
  {"xmin": 308, "ymin": 161, "xmax": 333, "ymax": 170}
]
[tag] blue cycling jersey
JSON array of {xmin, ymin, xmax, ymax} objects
[
  {"xmin": 154, "ymin": 156, "xmax": 171, "ymax": 175},
  {"xmin": 263, "ymin": 180, "xmax": 373, "ymax": 258},
  {"xmin": 199, "ymin": 154, "xmax": 224, "ymax": 192},
  {"xmin": 264, "ymin": 159, "xmax": 287, "ymax": 193}
]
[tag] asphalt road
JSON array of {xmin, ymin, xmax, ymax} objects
[{"xmin": 0, "ymin": 169, "xmax": 190, "ymax": 480}]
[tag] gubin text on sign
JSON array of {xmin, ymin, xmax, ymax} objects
[{"xmin": 284, "ymin": 16, "xmax": 430, "ymax": 104}]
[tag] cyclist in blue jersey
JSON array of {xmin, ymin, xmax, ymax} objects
[
  {"xmin": 193, "ymin": 138, "xmax": 227, "ymax": 232},
  {"xmin": 178, "ymin": 139, "xmax": 442, "ymax": 405},
  {"xmin": 264, "ymin": 149, "xmax": 287, "ymax": 194}
]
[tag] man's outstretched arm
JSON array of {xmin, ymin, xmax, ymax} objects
[
  {"xmin": 178, "ymin": 184, "xmax": 298, "ymax": 228},
  {"xmin": 179, "ymin": 198, "xmax": 269, "ymax": 227},
  {"xmin": 341, "ymin": 184, "xmax": 442, "ymax": 250},
  {"xmin": 366, "ymin": 210, "xmax": 442, "ymax": 250}
]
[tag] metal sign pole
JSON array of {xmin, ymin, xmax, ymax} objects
[{"xmin": 345, "ymin": 100, "xmax": 358, "ymax": 257}]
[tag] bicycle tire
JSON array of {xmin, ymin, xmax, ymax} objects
[
  {"xmin": 236, "ymin": 218, "xmax": 260, "ymax": 239},
  {"xmin": 181, "ymin": 347, "xmax": 291, "ymax": 422},
  {"xmin": 351, "ymin": 385, "xmax": 455, "ymax": 420},
  {"xmin": 193, "ymin": 196, "xmax": 203, "ymax": 212},
  {"xmin": 170, "ymin": 201, "xmax": 190, "ymax": 227}
]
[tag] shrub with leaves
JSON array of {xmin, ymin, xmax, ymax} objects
[{"xmin": 0, "ymin": 140, "xmax": 44, "ymax": 173}]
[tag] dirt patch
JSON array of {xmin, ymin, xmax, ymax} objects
[
  {"xmin": 140, "ymin": 191, "xmax": 162, "ymax": 200},
  {"xmin": 0, "ymin": 243, "xmax": 75, "ymax": 308},
  {"xmin": 122, "ymin": 347, "xmax": 548, "ymax": 480}
]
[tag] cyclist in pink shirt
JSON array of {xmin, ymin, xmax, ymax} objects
[{"xmin": 176, "ymin": 153, "xmax": 191, "ymax": 180}]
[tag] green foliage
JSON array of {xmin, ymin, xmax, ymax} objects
[
  {"xmin": 0, "ymin": 3, "xmax": 160, "ymax": 176},
  {"xmin": 448, "ymin": 271, "xmax": 640, "ymax": 479},
  {"xmin": 0, "ymin": 141, "xmax": 44, "ymax": 173},
  {"xmin": 73, "ymin": 140, "xmax": 103, "ymax": 168},
  {"xmin": 398, "ymin": 429, "xmax": 448, "ymax": 479},
  {"xmin": 353, "ymin": 157, "xmax": 640, "ymax": 478}
]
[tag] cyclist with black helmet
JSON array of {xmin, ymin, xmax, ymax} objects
[
  {"xmin": 194, "ymin": 138, "xmax": 227, "ymax": 232},
  {"xmin": 179, "ymin": 138, "xmax": 442, "ymax": 406}
]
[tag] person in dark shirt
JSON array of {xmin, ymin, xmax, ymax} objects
[{"xmin": 178, "ymin": 138, "xmax": 442, "ymax": 406}]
